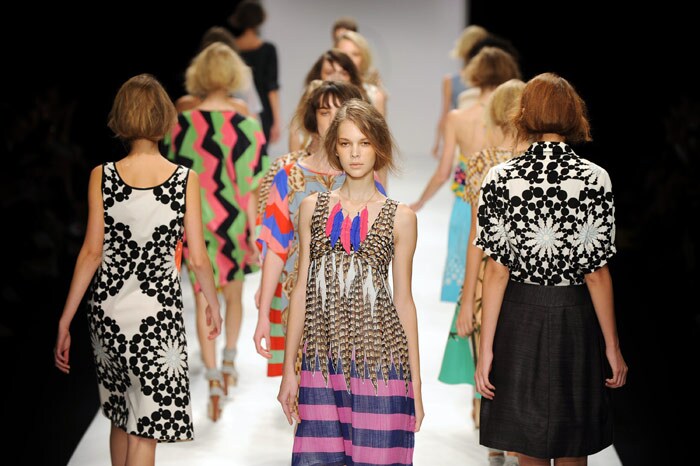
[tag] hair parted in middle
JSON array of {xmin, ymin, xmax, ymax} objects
[
  {"xmin": 323, "ymin": 99, "xmax": 396, "ymax": 173},
  {"xmin": 185, "ymin": 42, "xmax": 249, "ymax": 97},
  {"xmin": 304, "ymin": 49, "xmax": 366, "ymax": 93}
]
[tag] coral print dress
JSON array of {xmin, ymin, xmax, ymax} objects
[
  {"xmin": 165, "ymin": 109, "xmax": 269, "ymax": 290},
  {"xmin": 87, "ymin": 162, "xmax": 193, "ymax": 442},
  {"xmin": 293, "ymin": 191, "xmax": 415, "ymax": 466}
]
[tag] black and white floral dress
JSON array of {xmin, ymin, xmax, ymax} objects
[
  {"xmin": 475, "ymin": 142, "xmax": 616, "ymax": 458},
  {"xmin": 87, "ymin": 162, "xmax": 193, "ymax": 442}
]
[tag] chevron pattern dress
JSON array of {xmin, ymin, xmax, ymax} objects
[{"xmin": 164, "ymin": 109, "xmax": 269, "ymax": 290}]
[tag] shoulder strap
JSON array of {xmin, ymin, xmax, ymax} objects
[
  {"xmin": 375, "ymin": 198, "xmax": 399, "ymax": 237},
  {"xmin": 310, "ymin": 191, "xmax": 331, "ymax": 233}
]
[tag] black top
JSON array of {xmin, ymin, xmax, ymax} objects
[{"xmin": 239, "ymin": 42, "xmax": 279, "ymax": 139}]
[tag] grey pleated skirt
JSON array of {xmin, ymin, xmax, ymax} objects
[{"xmin": 479, "ymin": 280, "xmax": 613, "ymax": 459}]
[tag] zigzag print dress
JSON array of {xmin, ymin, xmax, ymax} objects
[
  {"xmin": 293, "ymin": 191, "xmax": 416, "ymax": 466},
  {"xmin": 164, "ymin": 109, "xmax": 269, "ymax": 290}
]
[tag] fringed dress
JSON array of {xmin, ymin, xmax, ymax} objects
[{"xmin": 293, "ymin": 191, "xmax": 416, "ymax": 466}]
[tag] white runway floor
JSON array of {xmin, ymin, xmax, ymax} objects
[{"xmin": 68, "ymin": 153, "xmax": 622, "ymax": 465}]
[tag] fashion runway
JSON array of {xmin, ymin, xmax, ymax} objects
[{"xmin": 67, "ymin": 154, "xmax": 622, "ymax": 465}]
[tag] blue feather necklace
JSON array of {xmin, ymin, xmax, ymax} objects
[{"xmin": 326, "ymin": 189, "xmax": 378, "ymax": 254}]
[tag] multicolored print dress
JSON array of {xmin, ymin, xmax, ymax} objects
[
  {"xmin": 258, "ymin": 161, "xmax": 345, "ymax": 376},
  {"xmin": 165, "ymin": 109, "xmax": 269, "ymax": 290},
  {"xmin": 440, "ymin": 157, "xmax": 471, "ymax": 303},
  {"xmin": 293, "ymin": 191, "xmax": 415, "ymax": 466},
  {"xmin": 88, "ymin": 162, "xmax": 193, "ymax": 441},
  {"xmin": 439, "ymin": 148, "xmax": 518, "ymax": 388}
]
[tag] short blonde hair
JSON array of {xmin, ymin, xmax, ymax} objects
[
  {"xmin": 324, "ymin": 99, "xmax": 396, "ymax": 173},
  {"xmin": 336, "ymin": 31, "xmax": 373, "ymax": 77},
  {"xmin": 185, "ymin": 42, "xmax": 249, "ymax": 97},
  {"xmin": 487, "ymin": 79, "xmax": 526, "ymax": 135},
  {"xmin": 450, "ymin": 25, "xmax": 489, "ymax": 62},
  {"xmin": 463, "ymin": 46, "xmax": 521, "ymax": 89},
  {"xmin": 515, "ymin": 73, "xmax": 592, "ymax": 143},
  {"xmin": 108, "ymin": 74, "xmax": 176, "ymax": 144}
]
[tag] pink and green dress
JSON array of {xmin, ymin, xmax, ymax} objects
[{"xmin": 165, "ymin": 109, "xmax": 269, "ymax": 289}]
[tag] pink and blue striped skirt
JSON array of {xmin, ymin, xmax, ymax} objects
[{"xmin": 292, "ymin": 353, "xmax": 415, "ymax": 466}]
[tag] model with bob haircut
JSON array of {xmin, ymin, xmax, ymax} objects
[
  {"xmin": 474, "ymin": 73, "xmax": 628, "ymax": 465},
  {"xmin": 54, "ymin": 74, "xmax": 222, "ymax": 466},
  {"xmin": 165, "ymin": 42, "xmax": 269, "ymax": 422},
  {"xmin": 278, "ymin": 99, "xmax": 423, "ymax": 466}
]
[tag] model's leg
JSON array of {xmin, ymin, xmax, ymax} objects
[
  {"xmin": 195, "ymin": 289, "xmax": 224, "ymax": 420},
  {"xmin": 124, "ymin": 433, "xmax": 156, "ymax": 466},
  {"xmin": 109, "ymin": 424, "xmax": 127, "ymax": 466},
  {"xmin": 518, "ymin": 454, "xmax": 550, "ymax": 466},
  {"xmin": 553, "ymin": 457, "xmax": 586, "ymax": 466},
  {"xmin": 220, "ymin": 279, "xmax": 244, "ymax": 393}
]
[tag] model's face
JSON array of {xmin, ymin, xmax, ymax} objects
[
  {"xmin": 316, "ymin": 98, "xmax": 341, "ymax": 136},
  {"xmin": 321, "ymin": 60, "xmax": 350, "ymax": 82},
  {"xmin": 336, "ymin": 120, "xmax": 375, "ymax": 177},
  {"xmin": 336, "ymin": 39, "xmax": 362, "ymax": 71}
]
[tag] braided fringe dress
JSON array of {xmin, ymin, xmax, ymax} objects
[{"xmin": 293, "ymin": 192, "xmax": 416, "ymax": 466}]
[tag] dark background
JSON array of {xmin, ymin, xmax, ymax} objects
[{"xmin": 2, "ymin": 2, "xmax": 697, "ymax": 465}]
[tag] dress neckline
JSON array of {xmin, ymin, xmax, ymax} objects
[
  {"xmin": 324, "ymin": 193, "xmax": 390, "ymax": 253},
  {"xmin": 113, "ymin": 162, "xmax": 180, "ymax": 190}
]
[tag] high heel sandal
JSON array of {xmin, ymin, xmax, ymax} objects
[
  {"xmin": 205, "ymin": 368, "xmax": 224, "ymax": 422},
  {"xmin": 221, "ymin": 348, "xmax": 238, "ymax": 395}
]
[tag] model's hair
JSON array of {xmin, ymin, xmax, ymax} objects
[
  {"xmin": 324, "ymin": 99, "xmax": 396, "ymax": 172},
  {"xmin": 450, "ymin": 25, "xmax": 489, "ymax": 63},
  {"xmin": 199, "ymin": 26, "xmax": 238, "ymax": 52},
  {"xmin": 304, "ymin": 49, "xmax": 365, "ymax": 91},
  {"xmin": 229, "ymin": 0, "xmax": 265, "ymax": 30},
  {"xmin": 515, "ymin": 73, "xmax": 592, "ymax": 143},
  {"xmin": 467, "ymin": 34, "xmax": 520, "ymax": 63},
  {"xmin": 487, "ymin": 79, "xmax": 526, "ymax": 136},
  {"xmin": 108, "ymin": 74, "xmax": 176, "ymax": 144},
  {"xmin": 463, "ymin": 46, "xmax": 521, "ymax": 89},
  {"xmin": 332, "ymin": 16, "xmax": 358, "ymax": 34},
  {"xmin": 185, "ymin": 42, "xmax": 249, "ymax": 97},
  {"xmin": 301, "ymin": 81, "xmax": 366, "ymax": 135},
  {"xmin": 335, "ymin": 31, "xmax": 373, "ymax": 77}
]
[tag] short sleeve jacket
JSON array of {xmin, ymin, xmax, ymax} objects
[{"xmin": 475, "ymin": 141, "xmax": 616, "ymax": 286}]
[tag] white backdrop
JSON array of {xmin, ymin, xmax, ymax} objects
[{"xmin": 261, "ymin": 0, "xmax": 467, "ymax": 163}]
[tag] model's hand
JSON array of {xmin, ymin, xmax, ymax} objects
[
  {"xmin": 408, "ymin": 201, "xmax": 423, "ymax": 212},
  {"xmin": 248, "ymin": 236, "xmax": 260, "ymax": 265},
  {"xmin": 253, "ymin": 314, "xmax": 272, "ymax": 359},
  {"xmin": 605, "ymin": 346, "xmax": 628, "ymax": 388},
  {"xmin": 270, "ymin": 122, "xmax": 281, "ymax": 144},
  {"xmin": 54, "ymin": 325, "xmax": 72, "ymax": 374},
  {"xmin": 254, "ymin": 285, "xmax": 262, "ymax": 309},
  {"xmin": 277, "ymin": 373, "xmax": 300, "ymax": 425},
  {"xmin": 413, "ymin": 386, "xmax": 425, "ymax": 432},
  {"xmin": 475, "ymin": 348, "xmax": 495, "ymax": 399},
  {"xmin": 205, "ymin": 304, "xmax": 222, "ymax": 339},
  {"xmin": 456, "ymin": 299, "xmax": 475, "ymax": 337}
]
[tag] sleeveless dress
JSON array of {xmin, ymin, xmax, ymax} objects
[
  {"xmin": 87, "ymin": 162, "xmax": 193, "ymax": 442},
  {"xmin": 293, "ymin": 191, "xmax": 415, "ymax": 466},
  {"xmin": 164, "ymin": 109, "xmax": 269, "ymax": 291}
]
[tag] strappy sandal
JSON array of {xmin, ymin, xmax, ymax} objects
[
  {"xmin": 221, "ymin": 348, "xmax": 238, "ymax": 395},
  {"xmin": 205, "ymin": 368, "xmax": 224, "ymax": 421}
]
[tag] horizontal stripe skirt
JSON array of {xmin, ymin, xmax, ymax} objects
[
  {"xmin": 479, "ymin": 281, "xmax": 613, "ymax": 458},
  {"xmin": 293, "ymin": 353, "xmax": 415, "ymax": 466}
]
